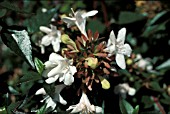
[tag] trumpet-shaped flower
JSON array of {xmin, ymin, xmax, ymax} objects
[
  {"xmin": 62, "ymin": 8, "xmax": 98, "ymax": 38},
  {"xmin": 114, "ymin": 83, "xmax": 136, "ymax": 98},
  {"xmin": 35, "ymin": 84, "xmax": 67, "ymax": 110},
  {"xmin": 104, "ymin": 28, "xmax": 132, "ymax": 69},
  {"xmin": 40, "ymin": 25, "xmax": 61, "ymax": 53},
  {"xmin": 43, "ymin": 53, "xmax": 77, "ymax": 85},
  {"xmin": 67, "ymin": 92, "xmax": 102, "ymax": 113}
]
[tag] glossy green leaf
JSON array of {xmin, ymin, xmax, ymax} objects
[
  {"xmin": 142, "ymin": 21, "xmax": 167, "ymax": 38},
  {"xmin": 36, "ymin": 104, "xmax": 47, "ymax": 114},
  {"xmin": 149, "ymin": 11, "xmax": 168, "ymax": 25},
  {"xmin": 118, "ymin": 11, "xmax": 146, "ymax": 24},
  {"xmin": 0, "ymin": 0, "xmax": 30, "ymax": 14},
  {"xmin": 141, "ymin": 96, "xmax": 154, "ymax": 109},
  {"xmin": 132, "ymin": 105, "xmax": 139, "ymax": 114},
  {"xmin": 156, "ymin": 59, "xmax": 170, "ymax": 70},
  {"xmin": 34, "ymin": 57, "xmax": 44, "ymax": 75},
  {"xmin": 87, "ymin": 19, "xmax": 106, "ymax": 33},
  {"xmin": 24, "ymin": 8, "xmax": 56, "ymax": 33},
  {"xmin": 7, "ymin": 101, "xmax": 22, "ymax": 114},
  {"xmin": 1, "ymin": 28, "xmax": 35, "ymax": 68},
  {"xmin": 0, "ymin": 8, "xmax": 7, "ymax": 18},
  {"xmin": 119, "ymin": 99, "xmax": 134, "ymax": 114},
  {"xmin": 19, "ymin": 71, "xmax": 41, "ymax": 83}
]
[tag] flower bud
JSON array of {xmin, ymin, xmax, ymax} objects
[
  {"xmin": 86, "ymin": 57, "xmax": 98, "ymax": 69},
  {"xmin": 61, "ymin": 34, "xmax": 78, "ymax": 51}
]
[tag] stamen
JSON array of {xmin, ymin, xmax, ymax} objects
[{"xmin": 71, "ymin": 8, "xmax": 75, "ymax": 16}]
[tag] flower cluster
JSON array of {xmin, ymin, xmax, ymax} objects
[{"xmin": 35, "ymin": 8, "xmax": 133, "ymax": 113}]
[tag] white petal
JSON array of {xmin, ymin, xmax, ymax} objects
[
  {"xmin": 117, "ymin": 28, "xmax": 126, "ymax": 44},
  {"xmin": 69, "ymin": 66, "xmax": 77, "ymax": 75},
  {"xmin": 95, "ymin": 106, "xmax": 103, "ymax": 113},
  {"xmin": 52, "ymin": 39, "xmax": 60, "ymax": 52},
  {"xmin": 82, "ymin": 10, "xmax": 98, "ymax": 18},
  {"xmin": 46, "ymin": 97, "xmax": 56, "ymax": 110},
  {"xmin": 75, "ymin": 18, "xmax": 87, "ymax": 37},
  {"xmin": 62, "ymin": 17, "xmax": 76, "ymax": 28},
  {"xmin": 42, "ymin": 68, "xmax": 53, "ymax": 78},
  {"xmin": 52, "ymin": 84, "xmax": 67, "ymax": 105},
  {"xmin": 40, "ymin": 26, "xmax": 52, "ymax": 34},
  {"xmin": 35, "ymin": 88, "xmax": 46, "ymax": 95},
  {"xmin": 68, "ymin": 105, "xmax": 82, "ymax": 113},
  {"xmin": 63, "ymin": 72, "xmax": 74, "ymax": 85},
  {"xmin": 49, "ymin": 53, "xmax": 64, "ymax": 62},
  {"xmin": 128, "ymin": 88, "xmax": 136, "ymax": 96},
  {"xmin": 45, "ymin": 75, "xmax": 59, "ymax": 84},
  {"xmin": 40, "ymin": 45, "xmax": 45, "ymax": 54},
  {"xmin": 47, "ymin": 64, "xmax": 62, "ymax": 77},
  {"xmin": 116, "ymin": 54, "xmax": 126, "ymax": 69},
  {"xmin": 44, "ymin": 61, "xmax": 55, "ymax": 69},
  {"xmin": 81, "ymin": 92, "xmax": 91, "ymax": 107},
  {"xmin": 41, "ymin": 35, "xmax": 52, "ymax": 46},
  {"xmin": 58, "ymin": 94, "xmax": 67, "ymax": 105},
  {"xmin": 109, "ymin": 30, "xmax": 116, "ymax": 46},
  {"xmin": 121, "ymin": 44, "xmax": 132, "ymax": 57}
]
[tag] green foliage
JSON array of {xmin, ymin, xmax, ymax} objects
[
  {"xmin": 0, "ymin": 0, "xmax": 29, "ymax": 14},
  {"xmin": 87, "ymin": 19, "xmax": 106, "ymax": 33},
  {"xmin": 118, "ymin": 11, "xmax": 146, "ymax": 24},
  {"xmin": 119, "ymin": 98, "xmax": 139, "ymax": 114},
  {"xmin": 0, "ymin": 106, "xmax": 7, "ymax": 114},
  {"xmin": 156, "ymin": 59, "xmax": 170, "ymax": 70},
  {"xmin": 34, "ymin": 57, "xmax": 44, "ymax": 75},
  {"xmin": 7, "ymin": 101, "xmax": 22, "ymax": 114},
  {"xmin": 1, "ymin": 28, "xmax": 35, "ymax": 68},
  {"xmin": 0, "ymin": 8, "xmax": 7, "ymax": 18},
  {"xmin": 19, "ymin": 71, "xmax": 42, "ymax": 83},
  {"xmin": 36, "ymin": 104, "xmax": 47, "ymax": 114},
  {"xmin": 24, "ymin": 8, "xmax": 57, "ymax": 33}
]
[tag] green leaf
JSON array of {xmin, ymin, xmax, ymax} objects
[
  {"xmin": 150, "ymin": 81, "xmax": 162, "ymax": 92},
  {"xmin": 0, "ymin": 8, "xmax": 7, "ymax": 18},
  {"xmin": 36, "ymin": 104, "xmax": 47, "ymax": 114},
  {"xmin": 118, "ymin": 11, "xmax": 146, "ymax": 24},
  {"xmin": 43, "ymin": 83, "xmax": 55, "ymax": 97},
  {"xmin": 1, "ymin": 28, "xmax": 35, "ymax": 68},
  {"xmin": 0, "ymin": 0, "xmax": 30, "ymax": 14},
  {"xmin": 19, "ymin": 71, "xmax": 41, "ymax": 83},
  {"xmin": 141, "ymin": 96, "xmax": 154, "ymax": 109},
  {"xmin": 24, "ymin": 8, "xmax": 56, "ymax": 33},
  {"xmin": 34, "ymin": 57, "xmax": 44, "ymax": 75},
  {"xmin": 0, "ymin": 106, "xmax": 7, "ymax": 114},
  {"xmin": 149, "ymin": 11, "xmax": 168, "ymax": 25},
  {"xmin": 142, "ymin": 21, "xmax": 168, "ymax": 38},
  {"xmin": 7, "ymin": 101, "xmax": 22, "ymax": 114},
  {"xmin": 87, "ymin": 19, "xmax": 106, "ymax": 34},
  {"xmin": 119, "ymin": 98, "xmax": 134, "ymax": 114},
  {"xmin": 126, "ymin": 33, "xmax": 137, "ymax": 46},
  {"xmin": 132, "ymin": 105, "xmax": 139, "ymax": 114},
  {"xmin": 156, "ymin": 59, "xmax": 170, "ymax": 70}
]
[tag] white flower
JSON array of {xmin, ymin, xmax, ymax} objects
[
  {"xmin": 104, "ymin": 28, "xmax": 132, "ymax": 69},
  {"xmin": 114, "ymin": 83, "xmax": 136, "ymax": 98},
  {"xmin": 43, "ymin": 53, "xmax": 77, "ymax": 85},
  {"xmin": 62, "ymin": 8, "xmax": 98, "ymax": 38},
  {"xmin": 35, "ymin": 84, "xmax": 67, "ymax": 110},
  {"xmin": 40, "ymin": 25, "xmax": 61, "ymax": 54},
  {"xmin": 135, "ymin": 54, "xmax": 153, "ymax": 71},
  {"xmin": 67, "ymin": 92, "xmax": 102, "ymax": 113}
]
